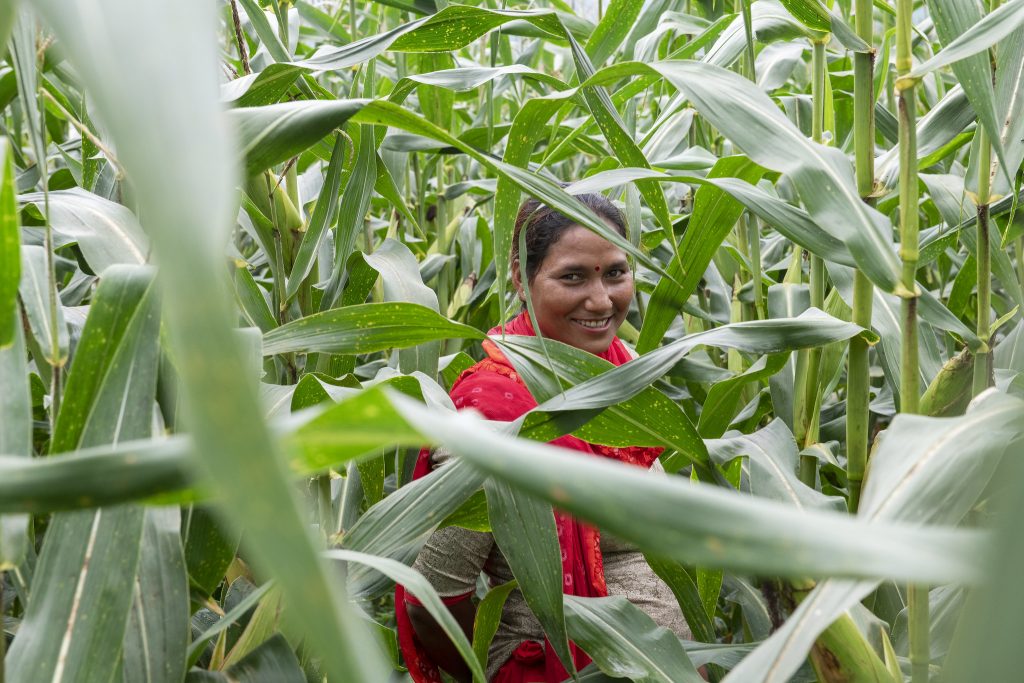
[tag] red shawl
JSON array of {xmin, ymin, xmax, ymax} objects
[{"xmin": 396, "ymin": 312, "xmax": 661, "ymax": 682}]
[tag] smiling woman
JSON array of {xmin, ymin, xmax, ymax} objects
[{"xmin": 396, "ymin": 195, "xmax": 692, "ymax": 682}]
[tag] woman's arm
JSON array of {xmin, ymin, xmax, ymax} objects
[{"xmin": 407, "ymin": 599, "xmax": 477, "ymax": 682}]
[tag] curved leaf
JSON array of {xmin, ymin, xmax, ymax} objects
[{"xmin": 261, "ymin": 302, "xmax": 484, "ymax": 356}]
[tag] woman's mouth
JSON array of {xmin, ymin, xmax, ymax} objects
[{"xmin": 572, "ymin": 317, "xmax": 611, "ymax": 330}]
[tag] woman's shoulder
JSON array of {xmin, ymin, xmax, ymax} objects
[{"xmin": 449, "ymin": 360, "xmax": 537, "ymax": 420}]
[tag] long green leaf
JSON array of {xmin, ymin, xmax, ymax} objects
[
  {"xmin": 651, "ymin": 59, "xmax": 904, "ymax": 293},
  {"xmin": 923, "ymin": 0, "xmax": 1011, "ymax": 191},
  {"xmin": 326, "ymin": 549, "xmax": 486, "ymax": 682},
  {"xmin": 261, "ymin": 302, "xmax": 484, "ymax": 356},
  {"xmin": 0, "ymin": 315, "xmax": 30, "ymax": 569},
  {"xmin": 722, "ymin": 391, "xmax": 1024, "ymax": 682},
  {"xmin": 497, "ymin": 336, "xmax": 710, "ymax": 472},
  {"xmin": 0, "ymin": 138, "xmax": 18, "ymax": 347},
  {"xmin": 6, "ymin": 265, "xmax": 158, "ymax": 683},
  {"xmin": 486, "ymin": 476, "xmax": 576, "ymax": 676},
  {"xmin": 23, "ymin": 1, "xmax": 389, "ymax": 679},
  {"xmin": 123, "ymin": 506, "xmax": 189, "ymax": 683},
  {"xmin": 390, "ymin": 393, "xmax": 984, "ymax": 585},
  {"xmin": 523, "ymin": 309, "xmax": 873, "ymax": 416},
  {"xmin": 20, "ymin": 188, "xmax": 149, "ymax": 271},
  {"xmin": 638, "ymin": 155, "xmax": 767, "ymax": 352},
  {"xmin": 563, "ymin": 595, "xmax": 703, "ymax": 683}
]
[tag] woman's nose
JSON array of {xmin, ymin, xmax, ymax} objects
[{"xmin": 583, "ymin": 280, "xmax": 613, "ymax": 310}]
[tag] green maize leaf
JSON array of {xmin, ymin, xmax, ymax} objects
[
  {"xmin": 523, "ymin": 310, "xmax": 874, "ymax": 419},
  {"xmin": 326, "ymin": 549, "xmax": 486, "ymax": 682},
  {"xmin": 6, "ymin": 265, "xmax": 158, "ymax": 683},
  {"xmin": 261, "ymin": 302, "xmax": 484, "ymax": 356},
  {"xmin": 496, "ymin": 336, "xmax": 710, "ymax": 474},
  {"xmin": 698, "ymin": 354, "xmax": 788, "ymax": 438},
  {"xmin": 231, "ymin": 98, "xmax": 674, "ymax": 281},
  {"xmin": 992, "ymin": 25, "xmax": 1024, "ymax": 197},
  {"xmin": 567, "ymin": 31, "xmax": 675, "ymax": 248},
  {"xmin": 566, "ymin": 167, "xmax": 856, "ymax": 267},
  {"xmin": 638, "ymin": 155, "xmax": 767, "ymax": 353},
  {"xmin": 0, "ymin": 138, "xmax": 18, "ymax": 347},
  {"xmin": 229, "ymin": 100, "xmax": 367, "ymax": 175},
  {"xmin": 777, "ymin": 0, "xmax": 830, "ymax": 31},
  {"xmin": 19, "ymin": 245, "xmax": 69, "ymax": 366},
  {"xmin": 24, "ymin": 0, "xmax": 388, "ymax": 679},
  {"xmin": 390, "ymin": 392, "xmax": 985, "ymax": 584},
  {"xmin": 295, "ymin": 6, "xmax": 562, "ymax": 71},
  {"xmin": 343, "ymin": 456, "xmax": 486, "ymax": 560},
  {"xmin": 222, "ymin": 64, "xmax": 310, "ymax": 107},
  {"xmin": 486, "ymin": 475, "xmax": 576, "ymax": 675},
  {"xmin": 0, "ymin": 438, "xmax": 196, "ymax": 514},
  {"xmin": 924, "ymin": 0, "xmax": 1012, "ymax": 193},
  {"xmin": 493, "ymin": 95, "xmax": 575, "ymax": 316},
  {"xmin": 187, "ymin": 633, "xmax": 305, "ymax": 683},
  {"xmin": 122, "ymin": 506, "xmax": 189, "ymax": 683},
  {"xmin": 321, "ymin": 126, "xmax": 378, "ymax": 312},
  {"xmin": 186, "ymin": 582, "xmax": 273, "ymax": 668},
  {"xmin": 877, "ymin": 86, "xmax": 973, "ymax": 188},
  {"xmin": 11, "ymin": 10, "xmax": 46, "ymax": 187},
  {"xmin": 724, "ymin": 391, "xmax": 1024, "ymax": 682},
  {"xmin": 183, "ymin": 504, "xmax": 240, "ymax": 604},
  {"xmin": 563, "ymin": 595, "xmax": 703, "ymax": 683},
  {"xmin": 706, "ymin": 419, "xmax": 843, "ymax": 511},
  {"xmin": 286, "ymin": 133, "xmax": 346, "ymax": 301},
  {"xmin": 233, "ymin": 266, "xmax": 277, "ymax": 333},
  {"xmin": 643, "ymin": 554, "xmax": 716, "ymax": 643},
  {"xmin": 585, "ymin": 0, "xmax": 644, "ymax": 65},
  {"xmin": 472, "ymin": 579, "xmax": 518, "ymax": 672},
  {"xmin": 650, "ymin": 59, "xmax": 904, "ymax": 294},
  {"xmin": 236, "ymin": 0, "xmax": 291, "ymax": 62},
  {"xmin": 364, "ymin": 239, "xmax": 441, "ymax": 377},
  {"xmin": 388, "ymin": 64, "xmax": 567, "ymax": 104},
  {"xmin": 0, "ymin": 0, "xmax": 14, "ymax": 49},
  {"xmin": 910, "ymin": 2, "xmax": 1024, "ymax": 82},
  {"xmin": 221, "ymin": 586, "xmax": 284, "ymax": 669},
  {"xmin": 295, "ymin": 0, "xmax": 352, "ymax": 41},
  {"xmin": 283, "ymin": 385, "xmax": 424, "ymax": 473},
  {"xmin": 704, "ymin": 3, "xmax": 812, "ymax": 68},
  {"xmin": 0, "ymin": 315, "xmax": 30, "ymax": 569}
]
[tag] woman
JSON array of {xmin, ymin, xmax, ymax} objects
[{"xmin": 397, "ymin": 194, "xmax": 691, "ymax": 682}]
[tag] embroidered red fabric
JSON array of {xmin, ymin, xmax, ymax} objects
[{"xmin": 396, "ymin": 312, "xmax": 662, "ymax": 682}]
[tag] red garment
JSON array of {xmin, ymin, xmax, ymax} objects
[{"xmin": 397, "ymin": 312, "xmax": 662, "ymax": 682}]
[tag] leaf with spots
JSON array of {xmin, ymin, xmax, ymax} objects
[
  {"xmin": 498, "ymin": 335, "xmax": 711, "ymax": 478},
  {"xmin": 261, "ymin": 302, "xmax": 485, "ymax": 356},
  {"xmin": 6, "ymin": 265, "xmax": 159, "ymax": 683}
]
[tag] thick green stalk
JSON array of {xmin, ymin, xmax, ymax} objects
[
  {"xmin": 974, "ymin": 139, "xmax": 992, "ymax": 396},
  {"xmin": 798, "ymin": 39, "xmax": 828, "ymax": 448},
  {"xmin": 749, "ymin": 217, "xmax": 766, "ymax": 319},
  {"xmin": 897, "ymin": 1, "xmax": 927, "ymax": 681},
  {"xmin": 847, "ymin": 0, "xmax": 876, "ymax": 513}
]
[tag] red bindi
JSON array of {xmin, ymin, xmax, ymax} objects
[{"xmin": 594, "ymin": 266, "xmax": 600, "ymax": 272}]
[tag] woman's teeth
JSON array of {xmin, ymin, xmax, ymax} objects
[{"xmin": 574, "ymin": 317, "xmax": 610, "ymax": 328}]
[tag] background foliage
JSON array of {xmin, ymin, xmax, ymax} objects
[{"xmin": 2, "ymin": 0, "xmax": 1024, "ymax": 681}]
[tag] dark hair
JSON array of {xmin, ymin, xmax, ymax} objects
[{"xmin": 510, "ymin": 193, "xmax": 627, "ymax": 283}]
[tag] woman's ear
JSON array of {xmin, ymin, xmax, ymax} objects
[{"xmin": 511, "ymin": 258, "xmax": 526, "ymax": 301}]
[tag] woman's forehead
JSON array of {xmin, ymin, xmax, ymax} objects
[{"xmin": 544, "ymin": 225, "xmax": 628, "ymax": 262}]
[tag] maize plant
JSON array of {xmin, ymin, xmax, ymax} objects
[{"xmin": 1, "ymin": 0, "xmax": 1024, "ymax": 681}]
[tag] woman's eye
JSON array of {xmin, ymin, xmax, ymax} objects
[
  {"xmin": 561, "ymin": 273, "xmax": 583, "ymax": 282},
  {"xmin": 606, "ymin": 268, "xmax": 628, "ymax": 278}
]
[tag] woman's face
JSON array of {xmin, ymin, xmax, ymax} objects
[{"xmin": 513, "ymin": 224, "xmax": 634, "ymax": 355}]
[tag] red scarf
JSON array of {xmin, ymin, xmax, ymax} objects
[{"xmin": 397, "ymin": 312, "xmax": 661, "ymax": 682}]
